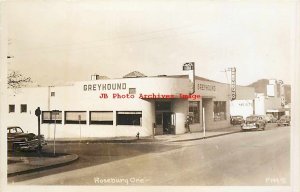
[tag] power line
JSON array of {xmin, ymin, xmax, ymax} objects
[{"xmin": 11, "ymin": 23, "xmax": 201, "ymax": 53}]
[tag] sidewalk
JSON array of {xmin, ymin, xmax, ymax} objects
[
  {"xmin": 8, "ymin": 152, "xmax": 79, "ymax": 177},
  {"xmin": 153, "ymin": 125, "xmax": 242, "ymax": 142},
  {"xmin": 46, "ymin": 136, "xmax": 141, "ymax": 144},
  {"xmin": 45, "ymin": 125, "xmax": 242, "ymax": 144}
]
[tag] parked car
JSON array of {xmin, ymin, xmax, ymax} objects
[
  {"xmin": 266, "ymin": 114, "xmax": 277, "ymax": 123},
  {"xmin": 258, "ymin": 115, "xmax": 269, "ymax": 124},
  {"xmin": 277, "ymin": 115, "xmax": 291, "ymax": 126},
  {"xmin": 241, "ymin": 115, "xmax": 266, "ymax": 131},
  {"xmin": 7, "ymin": 126, "xmax": 47, "ymax": 152},
  {"xmin": 230, "ymin": 116, "xmax": 245, "ymax": 125}
]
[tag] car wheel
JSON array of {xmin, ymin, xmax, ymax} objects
[
  {"xmin": 35, "ymin": 145, "xmax": 42, "ymax": 151},
  {"xmin": 12, "ymin": 144, "xmax": 20, "ymax": 152}
]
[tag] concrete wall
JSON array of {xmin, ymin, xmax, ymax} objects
[
  {"xmin": 254, "ymin": 93, "xmax": 282, "ymax": 115},
  {"xmin": 172, "ymin": 99, "xmax": 189, "ymax": 134}
]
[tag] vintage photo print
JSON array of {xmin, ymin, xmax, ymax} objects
[{"xmin": 1, "ymin": 0, "xmax": 299, "ymax": 192}]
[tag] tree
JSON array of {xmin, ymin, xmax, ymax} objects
[{"xmin": 7, "ymin": 71, "xmax": 32, "ymax": 89}]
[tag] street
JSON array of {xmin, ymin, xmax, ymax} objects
[{"xmin": 9, "ymin": 126, "xmax": 290, "ymax": 186}]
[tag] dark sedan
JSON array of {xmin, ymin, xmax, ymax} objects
[
  {"xmin": 230, "ymin": 116, "xmax": 245, "ymax": 125},
  {"xmin": 277, "ymin": 115, "xmax": 291, "ymax": 126},
  {"xmin": 241, "ymin": 115, "xmax": 266, "ymax": 131},
  {"xmin": 7, "ymin": 126, "xmax": 47, "ymax": 152}
]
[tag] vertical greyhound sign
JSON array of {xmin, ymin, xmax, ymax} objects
[
  {"xmin": 230, "ymin": 67, "xmax": 237, "ymax": 101},
  {"xmin": 183, "ymin": 62, "xmax": 195, "ymax": 94}
]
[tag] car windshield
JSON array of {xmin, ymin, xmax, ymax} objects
[
  {"xmin": 7, "ymin": 127, "xmax": 24, "ymax": 133},
  {"xmin": 246, "ymin": 116, "xmax": 258, "ymax": 121},
  {"xmin": 233, "ymin": 116, "xmax": 243, "ymax": 119}
]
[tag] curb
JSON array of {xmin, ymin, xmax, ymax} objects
[
  {"xmin": 46, "ymin": 140, "xmax": 137, "ymax": 144},
  {"xmin": 171, "ymin": 130, "xmax": 241, "ymax": 142},
  {"xmin": 7, "ymin": 154, "xmax": 79, "ymax": 177},
  {"xmin": 45, "ymin": 138, "xmax": 156, "ymax": 144}
]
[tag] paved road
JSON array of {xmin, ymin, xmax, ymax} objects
[
  {"xmin": 8, "ymin": 141, "xmax": 180, "ymax": 183},
  {"xmin": 10, "ymin": 126, "xmax": 290, "ymax": 186}
]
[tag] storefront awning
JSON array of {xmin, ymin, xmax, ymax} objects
[{"xmin": 267, "ymin": 108, "xmax": 289, "ymax": 113}]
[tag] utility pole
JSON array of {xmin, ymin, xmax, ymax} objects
[{"xmin": 52, "ymin": 110, "xmax": 59, "ymax": 156}]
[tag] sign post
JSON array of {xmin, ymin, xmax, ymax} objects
[
  {"xmin": 203, "ymin": 107, "xmax": 206, "ymax": 138},
  {"xmin": 79, "ymin": 115, "xmax": 82, "ymax": 142},
  {"xmin": 52, "ymin": 110, "xmax": 59, "ymax": 156},
  {"xmin": 35, "ymin": 107, "xmax": 41, "ymax": 152}
]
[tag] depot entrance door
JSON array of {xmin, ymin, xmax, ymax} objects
[{"xmin": 155, "ymin": 101, "xmax": 176, "ymax": 135}]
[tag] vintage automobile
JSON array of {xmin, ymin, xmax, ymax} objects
[
  {"xmin": 230, "ymin": 115, "xmax": 245, "ymax": 125},
  {"xmin": 7, "ymin": 126, "xmax": 47, "ymax": 152},
  {"xmin": 277, "ymin": 115, "xmax": 291, "ymax": 126},
  {"xmin": 266, "ymin": 114, "xmax": 277, "ymax": 123},
  {"xmin": 241, "ymin": 115, "xmax": 266, "ymax": 131},
  {"xmin": 257, "ymin": 115, "xmax": 269, "ymax": 124}
]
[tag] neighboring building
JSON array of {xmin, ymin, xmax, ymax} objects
[
  {"xmin": 230, "ymin": 100, "xmax": 254, "ymax": 119},
  {"xmin": 253, "ymin": 79, "xmax": 290, "ymax": 119},
  {"xmin": 7, "ymin": 73, "xmax": 255, "ymax": 139}
]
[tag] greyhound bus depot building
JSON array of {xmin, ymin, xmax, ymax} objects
[{"xmin": 7, "ymin": 75, "xmax": 255, "ymax": 139}]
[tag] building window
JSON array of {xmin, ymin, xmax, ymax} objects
[
  {"xmin": 20, "ymin": 104, "xmax": 27, "ymax": 113},
  {"xmin": 155, "ymin": 101, "xmax": 171, "ymax": 111},
  {"xmin": 117, "ymin": 111, "xmax": 142, "ymax": 126},
  {"xmin": 129, "ymin": 88, "xmax": 136, "ymax": 94},
  {"xmin": 213, "ymin": 101, "xmax": 227, "ymax": 121},
  {"xmin": 51, "ymin": 92, "xmax": 55, "ymax": 97},
  {"xmin": 42, "ymin": 111, "xmax": 62, "ymax": 124},
  {"xmin": 189, "ymin": 101, "xmax": 200, "ymax": 123},
  {"xmin": 9, "ymin": 105, "xmax": 15, "ymax": 113},
  {"xmin": 90, "ymin": 111, "xmax": 113, "ymax": 125},
  {"xmin": 155, "ymin": 113, "xmax": 163, "ymax": 126},
  {"xmin": 65, "ymin": 111, "xmax": 86, "ymax": 124}
]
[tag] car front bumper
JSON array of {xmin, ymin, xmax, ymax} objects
[
  {"xmin": 241, "ymin": 124, "xmax": 257, "ymax": 130},
  {"xmin": 16, "ymin": 139, "xmax": 47, "ymax": 150}
]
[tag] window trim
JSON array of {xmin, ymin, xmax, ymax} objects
[
  {"xmin": 9, "ymin": 104, "xmax": 15, "ymax": 113},
  {"xmin": 20, "ymin": 104, "xmax": 27, "ymax": 113},
  {"xmin": 213, "ymin": 101, "xmax": 227, "ymax": 121},
  {"xmin": 42, "ymin": 111, "xmax": 63, "ymax": 124},
  {"xmin": 89, "ymin": 111, "xmax": 113, "ymax": 125},
  {"xmin": 116, "ymin": 111, "xmax": 142, "ymax": 126},
  {"xmin": 64, "ymin": 111, "xmax": 87, "ymax": 124},
  {"xmin": 189, "ymin": 101, "xmax": 200, "ymax": 124}
]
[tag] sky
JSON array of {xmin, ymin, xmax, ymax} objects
[{"xmin": 6, "ymin": 0, "xmax": 296, "ymax": 86}]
